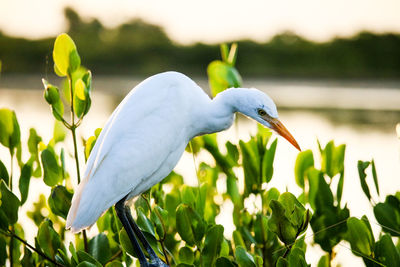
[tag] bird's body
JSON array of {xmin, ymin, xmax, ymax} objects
[{"xmin": 66, "ymin": 71, "xmax": 299, "ymax": 235}]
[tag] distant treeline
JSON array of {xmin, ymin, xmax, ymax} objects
[{"xmin": 1, "ymin": 7, "xmax": 399, "ymax": 78}]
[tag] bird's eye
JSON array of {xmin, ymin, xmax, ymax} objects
[{"xmin": 257, "ymin": 109, "xmax": 267, "ymax": 116}]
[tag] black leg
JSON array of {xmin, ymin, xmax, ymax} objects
[
  {"xmin": 124, "ymin": 206, "xmax": 168, "ymax": 266},
  {"xmin": 115, "ymin": 197, "xmax": 148, "ymax": 267}
]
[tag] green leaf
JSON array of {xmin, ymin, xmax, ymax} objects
[
  {"xmin": 288, "ymin": 247, "xmax": 308, "ymax": 267},
  {"xmin": 0, "ymin": 160, "xmax": 9, "ymax": 185},
  {"xmin": 336, "ymin": 172, "xmax": 344, "ymax": 205},
  {"xmin": 202, "ymin": 224, "xmax": 224, "ymax": 266},
  {"xmin": 207, "ymin": 60, "xmax": 242, "ymax": 97},
  {"xmin": 0, "ymin": 108, "xmax": 21, "ymax": 151},
  {"xmin": 18, "ymin": 164, "xmax": 32, "ymax": 205},
  {"xmin": 294, "ymin": 150, "xmax": 314, "ymax": 188},
  {"xmin": 41, "ymin": 148, "xmax": 62, "ymax": 186},
  {"xmin": 374, "ymin": 234, "xmax": 400, "ymax": 266},
  {"xmin": 320, "ymin": 141, "xmax": 345, "ymax": 179},
  {"xmin": 53, "ymin": 120, "xmax": 66, "ymax": 143},
  {"xmin": 88, "ymin": 233, "xmax": 111, "ymax": 265},
  {"xmin": 346, "ymin": 217, "xmax": 374, "ymax": 256},
  {"xmin": 373, "ymin": 195, "xmax": 400, "ymax": 236},
  {"xmin": 48, "ymin": 185, "xmax": 73, "ymax": 219},
  {"xmin": 276, "ymin": 257, "xmax": 289, "ymax": 267},
  {"xmin": 77, "ymin": 262, "xmax": 98, "ymax": 267},
  {"xmin": 179, "ymin": 246, "xmax": 194, "ymax": 265},
  {"xmin": 262, "ymin": 139, "xmax": 277, "ymax": 183},
  {"xmin": 150, "ymin": 206, "xmax": 168, "ymax": 239},
  {"xmin": 76, "ymin": 250, "xmax": 102, "ymax": 267},
  {"xmin": 268, "ymin": 200, "xmax": 297, "ymax": 244},
  {"xmin": 358, "ymin": 160, "xmax": 372, "ymax": 201},
  {"xmin": 119, "ymin": 228, "xmax": 136, "ymax": 258},
  {"xmin": 0, "ymin": 180, "xmax": 20, "ymax": 227},
  {"xmin": 37, "ymin": 219, "xmax": 62, "ymax": 259},
  {"xmin": 317, "ymin": 254, "xmax": 330, "ymax": 267},
  {"xmin": 105, "ymin": 261, "xmax": 124, "ymax": 267},
  {"xmin": 53, "ymin": 33, "xmax": 80, "ymax": 76},
  {"xmin": 262, "ymin": 187, "xmax": 280, "ymax": 212},
  {"xmin": 215, "ymin": 257, "xmax": 236, "ymax": 267},
  {"xmin": 371, "ymin": 160, "xmax": 380, "ymax": 196},
  {"xmin": 42, "ymin": 80, "xmax": 65, "ymax": 121},
  {"xmin": 176, "ymin": 204, "xmax": 205, "ymax": 246},
  {"xmin": 235, "ymin": 246, "xmax": 256, "ymax": 267},
  {"xmin": 137, "ymin": 208, "xmax": 155, "ymax": 236}
]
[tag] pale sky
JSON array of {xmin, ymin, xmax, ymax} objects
[{"xmin": 0, "ymin": 0, "xmax": 399, "ymax": 44}]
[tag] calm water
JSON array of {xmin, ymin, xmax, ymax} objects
[{"xmin": 1, "ymin": 75, "xmax": 400, "ymax": 266}]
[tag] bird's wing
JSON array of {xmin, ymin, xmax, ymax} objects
[{"xmin": 66, "ymin": 73, "xmax": 201, "ymax": 232}]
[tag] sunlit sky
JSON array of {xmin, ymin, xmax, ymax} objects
[{"xmin": 1, "ymin": 0, "xmax": 400, "ymax": 44}]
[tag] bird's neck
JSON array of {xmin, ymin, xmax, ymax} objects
[{"xmin": 191, "ymin": 88, "xmax": 247, "ymax": 138}]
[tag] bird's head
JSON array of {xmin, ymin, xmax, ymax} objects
[{"xmin": 234, "ymin": 88, "xmax": 301, "ymax": 151}]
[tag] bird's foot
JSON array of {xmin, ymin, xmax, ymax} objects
[{"xmin": 148, "ymin": 258, "xmax": 169, "ymax": 267}]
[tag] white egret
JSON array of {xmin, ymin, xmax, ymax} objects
[{"xmin": 66, "ymin": 71, "xmax": 300, "ymax": 266}]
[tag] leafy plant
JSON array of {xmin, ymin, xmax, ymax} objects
[{"xmin": 0, "ymin": 34, "xmax": 399, "ymax": 267}]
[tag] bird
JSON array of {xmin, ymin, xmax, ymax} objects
[{"xmin": 66, "ymin": 71, "xmax": 300, "ymax": 266}]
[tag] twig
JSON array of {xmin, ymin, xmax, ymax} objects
[{"xmin": 0, "ymin": 229, "xmax": 65, "ymax": 267}]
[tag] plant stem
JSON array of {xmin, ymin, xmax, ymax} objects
[
  {"xmin": 1, "ymin": 229, "xmax": 65, "ymax": 267},
  {"xmin": 69, "ymin": 75, "xmax": 88, "ymax": 252},
  {"xmin": 8, "ymin": 152, "xmax": 14, "ymax": 267}
]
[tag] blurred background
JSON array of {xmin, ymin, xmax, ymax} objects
[{"xmin": 0, "ymin": 0, "xmax": 399, "ymax": 265}]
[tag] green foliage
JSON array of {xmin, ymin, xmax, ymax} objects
[
  {"xmin": 207, "ymin": 43, "xmax": 242, "ymax": 97},
  {"xmin": 0, "ymin": 108, "xmax": 20, "ymax": 154},
  {"xmin": 0, "ymin": 32, "xmax": 399, "ymax": 267}
]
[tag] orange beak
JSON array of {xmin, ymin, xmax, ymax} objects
[{"xmin": 264, "ymin": 117, "xmax": 301, "ymax": 151}]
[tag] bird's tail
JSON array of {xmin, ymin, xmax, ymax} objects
[{"xmin": 66, "ymin": 177, "xmax": 91, "ymax": 233}]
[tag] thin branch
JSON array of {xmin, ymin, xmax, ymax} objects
[{"xmin": 0, "ymin": 229, "xmax": 65, "ymax": 267}]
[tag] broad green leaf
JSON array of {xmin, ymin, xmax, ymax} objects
[
  {"xmin": 180, "ymin": 185, "xmax": 196, "ymax": 208},
  {"xmin": 0, "ymin": 108, "xmax": 20, "ymax": 151},
  {"xmin": 119, "ymin": 228, "xmax": 136, "ymax": 258},
  {"xmin": 314, "ymin": 174, "xmax": 333, "ymax": 212},
  {"xmin": 53, "ymin": 33, "xmax": 80, "ymax": 76},
  {"xmin": 176, "ymin": 204, "xmax": 205, "ymax": 246},
  {"xmin": 27, "ymin": 128, "xmax": 42, "ymax": 177},
  {"xmin": 373, "ymin": 195, "xmax": 400, "ymax": 236},
  {"xmin": 76, "ymin": 250, "xmax": 102, "ymax": 267},
  {"xmin": 179, "ymin": 246, "xmax": 194, "ymax": 265},
  {"xmin": 0, "ymin": 180, "xmax": 20, "ymax": 227},
  {"xmin": 202, "ymin": 224, "xmax": 224, "ymax": 266},
  {"xmin": 207, "ymin": 60, "xmax": 242, "ymax": 97},
  {"xmin": 276, "ymin": 257, "xmax": 289, "ymax": 267},
  {"xmin": 41, "ymin": 148, "xmax": 62, "ymax": 186},
  {"xmin": 358, "ymin": 160, "xmax": 372, "ymax": 201},
  {"xmin": 374, "ymin": 234, "xmax": 400, "ymax": 266},
  {"xmin": 53, "ymin": 120, "xmax": 66, "ymax": 143},
  {"xmin": 18, "ymin": 164, "xmax": 32, "ymax": 205},
  {"xmin": 235, "ymin": 246, "xmax": 256, "ymax": 267},
  {"xmin": 227, "ymin": 175, "xmax": 241, "ymax": 206},
  {"xmin": 268, "ymin": 200, "xmax": 297, "ymax": 244},
  {"xmin": 262, "ymin": 187, "xmax": 280, "ymax": 212},
  {"xmin": 317, "ymin": 254, "xmax": 330, "ymax": 267},
  {"xmin": 288, "ymin": 248, "xmax": 308, "ymax": 267},
  {"xmin": 320, "ymin": 141, "xmax": 345, "ymax": 179},
  {"xmin": 294, "ymin": 150, "xmax": 314, "ymax": 188},
  {"xmin": 48, "ymin": 185, "xmax": 73, "ymax": 219},
  {"xmin": 75, "ymin": 78, "xmax": 86, "ymax": 100},
  {"xmin": 0, "ymin": 160, "xmax": 9, "ymax": 185},
  {"xmin": 88, "ymin": 233, "xmax": 111, "ymax": 265},
  {"xmin": 346, "ymin": 217, "xmax": 374, "ymax": 256},
  {"xmin": 37, "ymin": 219, "xmax": 62, "ymax": 259},
  {"xmin": 137, "ymin": 208, "xmax": 155, "ymax": 236}
]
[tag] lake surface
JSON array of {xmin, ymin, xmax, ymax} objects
[{"xmin": 1, "ymin": 74, "xmax": 400, "ymax": 266}]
